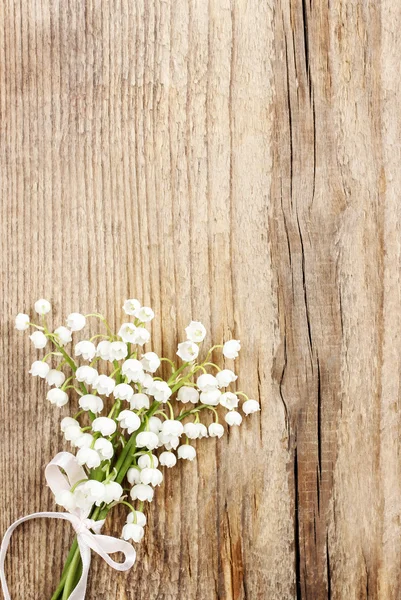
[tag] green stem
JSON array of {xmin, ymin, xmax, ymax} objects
[{"xmin": 61, "ymin": 548, "xmax": 81, "ymax": 600}]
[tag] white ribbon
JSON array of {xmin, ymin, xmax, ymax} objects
[{"xmin": 0, "ymin": 452, "xmax": 136, "ymax": 599}]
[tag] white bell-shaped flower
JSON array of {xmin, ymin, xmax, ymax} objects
[
  {"xmin": 142, "ymin": 373, "xmax": 154, "ymax": 389},
  {"xmin": 117, "ymin": 410, "xmax": 141, "ymax": 434},
  {"xmin": 81, "ymin": 480, "xmax": 106, "ymax": 506},
  {"xmin": 130, "ymin": 393, "xmax": 150, "ymax": 410},
  {"xmin": 127, "ymin": 467, "xmax": 141, "ymax": 485},
  {"xmin": 109, "ymin": 341, "xmax": 128, "ymax": 361},
  {"xmin": 29, "ymin": 360, "xmax": 50, "ymax": 378},
  {"xmin": 140, "ymin": 468, "xmax": 163, "ymax": 487},
  {"xmin": 225, "ymin": 411, "xmax": 242, "ymax": 426},
  {"xmin": 34, "ymin": 299, "xmax": 51, "ymax": 315},
  {"xmin": 76, "ymin": 447, "xmax": 101, "ymax": 468},
  {"xmin": 123, "ymin": 299, "xmax": 140, "ymax": 315},
  {"xmin": 122, "ymin": 523, "xmax": 144, "ymax": 542},
  {"xmin": 159, "ymin": 451, "xmax": 177, "ymax": 468},
  {"xmin": 176, "ymin": 341, "xmax": 199, "ymax": 362},
  {"xmin": 177, "ymin": 445, "xmax": 197, "ymax": 461},
  {"xmin": 97, "ymin": 340, "xmax": 112, "ymax": 361},
  {"xmin": 15, "ymin": 313, "xmax": 29, "ymax": 331},
  {"xmin": 208, "ymin": 423, "xmax": 224, "ymax": 438},
  {"xmin": 130, "ymin": 484, "xmax": 154, "ymax": 502},
  {"xmin": 46, "ymin": 369, "xmax": 66, "ymax": 388},
  {"xmin": 66, "ymin": 313, "xmax": 86, "ymax": 332},
  {"xmin": 47, "ymin": 388, "xmax": 68, "ymax": 407},
  {"xmin": 94, "ymin": 438, "xmax": 114, "ymax": 460},
  {"xmin": 199, "ymin": 389, "xmax": 221, "ymax": 406},
  {"xmin": 75, "ymin": 341, "xmax": 96, "ymax": 361},
  {"xmin": 134, "ymin": 306, "xmax": 154, "ymax": 323},
  {"xmin": 196, "ymin": 374, "xmax": 219, "ymax": 392},
  {"xmin": 161, "ymin": 419, "xmax": 184, "ymax": 438},
  {"xmin": 147, "ymin": 380, "xmax": 172, "ymax": 403},
  {"xmin": 54, "ymin": 326, "xmax": 72, "ymax": 346},
  {"xmin": 140, "ymin": 352, "xmax": 160, "ymax": 373},
  {"xmin": 216, "ymin": 369, "xmax": 237, "ymax": 388},
  {"xmin": 177, "ymin": 386, "xmax": 199, "ymax": 404},
  {"xmin": 93, "ymin": 374, "xmax": 115, "ymax": 396},
  {"xmin": 55, "ymin": 490, "xmax": 77, "ymax": 512},
  {"xmin": 79, "ymin": 394, "xmax": 104, "ymax": 414},
  {"xmin": 61, "ymin": 417, "xmax": 79, "ymax": 432},
  {"xmin": 196, "ymin": 423, "xmax": 208, "ymax": 438},
  {"xmin": 103, "ymin": 481, "xmax": 123, "ymax": 504},
  {"xmin": 92, "ymin": 417, "xmax": 117, "ymax": 436},
  {"xmin": 30, "ymin": 331, "xmax": 48, "ymax": 349},
  {"xmin": 121, "ymin": 359, "xmax": 144, "ymax": 383},
  {"xmin": 113, "ymin": 383, "xmax": 134, "ymax": 402},
  {"xmin": 220, "ymin": 392, "xmax": 239, "ymax": 410},
  {"xmin": 133, "ymin": 327, "xmax": 150, "ymax": 346},
  {"xmin": 126, "ymin": 511, "xmax": 147, "ymax": 527},
  {"xmin": 76, "ymin": 366, "xmax": 99, "ymax": 385},
  {"xmin": 148, "ymin": 416, "xmax": 163, "ymax": 433},
  {"xmin": 183, "ymin": 423, "xmax": 199, "ymax": 440},
  {"xmin": 242, "ymin": 399, "xmax": 261, "ymax": 415},
  {"xmin": 137, "ymin": 453, "xmax": 159, "ymax": 469},
  {"xmin": 118, "ymin": 323, "xmax": 138, "ymax": 343},
  {"xmin": 61, "ymin": 418, "xmax": 81, "ymax": 442},
  {"xmin": 136, "ymin": 431, "xmax": 159, "ymax": 450},
  {"xmin": 159, "ymin": 433, "xmax": 180, "ymax": 450},
  {"xmin": 73, "ymin": 433, "xmax": 94, "ymax": 449},
  {"xmin": 185, "ymin": 321, "xmax": 206, "ymax": 343},
  {"xmin": 223, "ymin": 339, "xmax": 241, "ymax": 359}
]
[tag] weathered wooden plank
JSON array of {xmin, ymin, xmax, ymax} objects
[{"xmin": 1, "ymin": 1, "xmax": 400, "ymax": 599}]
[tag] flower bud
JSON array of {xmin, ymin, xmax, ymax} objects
[
  {"xmin": 34, "ymin": 299, "xmax": 51, "ymax": 315},
  {"xmin": 29, "ymin": 331, "xmax": 48, "ymax": 349},
  {"xmin": 15, "ymin": 313, "xmax": 29, "ymax": 331}
]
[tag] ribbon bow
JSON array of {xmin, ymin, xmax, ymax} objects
[{"xmin": 0, "ymin": 452, "xmax": 136, "ymax": 599}]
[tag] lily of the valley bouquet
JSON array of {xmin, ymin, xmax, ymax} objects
[{"xmin": 1, "ymin": 299, "xmax": 260, "ymax": 599}]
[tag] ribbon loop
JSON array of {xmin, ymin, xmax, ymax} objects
[{"xmin": 0, "ymin": 452, "xmax": 136, "ymax": 600}]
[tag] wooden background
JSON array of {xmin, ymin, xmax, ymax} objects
[{"xmin": 0, "ymin": 1, "xmax": 400, "ymax": 598}]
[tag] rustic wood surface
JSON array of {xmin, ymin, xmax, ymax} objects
[{"xmin": 0, "ymin": 1, "xmax": 399, "ymax": 598}]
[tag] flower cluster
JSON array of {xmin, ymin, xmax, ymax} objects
[{"xmin": 16, "ymin": 300, "xmax": 260, "ymax": 550}]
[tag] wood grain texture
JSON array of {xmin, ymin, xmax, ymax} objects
[{"xmin": 0, "ymin": 1, "xmax": 400, "ymax": 598}]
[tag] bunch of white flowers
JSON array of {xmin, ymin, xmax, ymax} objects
[{"xmin": 16, "ymin": 299, "xmax": 260, "ymax": 597}]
